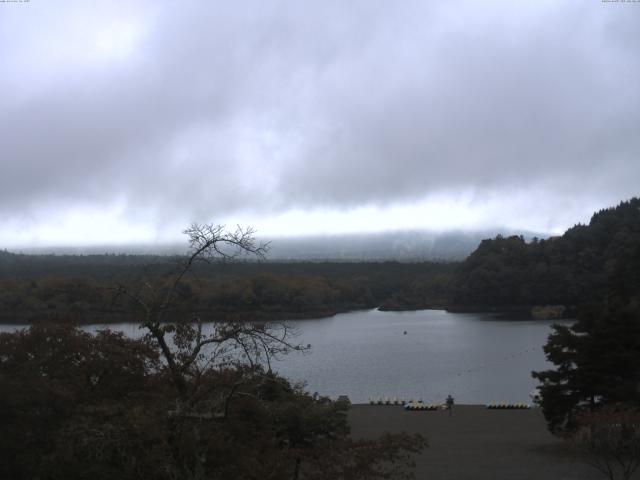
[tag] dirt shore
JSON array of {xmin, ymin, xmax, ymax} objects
[{"xmin": 348, "ymin": 404, "xmax": 623, "ymax": 480}]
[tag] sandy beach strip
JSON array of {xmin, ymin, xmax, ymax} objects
[{"xmin": 348, "ymin": 404, "xmax": 615, "ymax": 480}]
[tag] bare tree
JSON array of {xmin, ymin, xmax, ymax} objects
[
  {"xmin": 571, "ymin": 406, "xmax": 640, "ymax": 480},
  {"xmin": 114, "ymin": 223, "xmax": 307, "ymax": 399}
]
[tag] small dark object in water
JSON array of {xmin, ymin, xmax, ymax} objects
[{"xmin": 403, "ymin": 331, "xmax": 407, "ymax": 335}]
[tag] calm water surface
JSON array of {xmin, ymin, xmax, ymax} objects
[{"xmin": 1, "ymin": 309, "xmax": 571, "ymax": 404}]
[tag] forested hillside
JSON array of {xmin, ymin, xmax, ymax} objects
[{"xmin": 452, "ymin": 198, "xmax": 640, "ymax": 310}]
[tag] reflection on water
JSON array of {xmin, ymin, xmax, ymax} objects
[{"xmin": 0, "ymin": 309, "xmax": 572, "ymax": 404}]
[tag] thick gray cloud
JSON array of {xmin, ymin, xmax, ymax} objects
[{"xmin": 0, "ymin": 0, "xmax": 638, "ymax": 243}]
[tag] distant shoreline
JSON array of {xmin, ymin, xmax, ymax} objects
[
  {"xmin": 0, "ymin": 305, "xmax": 371, "ymax": 326},
  {"xmin": 381, "ymin": 303, "xmax": 577, "ymax": 320},
  {"xmin": 0, "ymin": 303, "xmax": 577, "ymax": 326}
]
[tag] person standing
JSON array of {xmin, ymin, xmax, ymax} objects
[{"xmin": 446, "ymin": 394, "xmax": 454, "ymax": 416}]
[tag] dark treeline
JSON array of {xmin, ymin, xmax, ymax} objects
[
  {"xmin": 452, "ymin": 198, "xmax": 640, "ymax": 313},
  {"xmin": 0, "ymin": 252, "xmax": 455, "ymax": 323}
]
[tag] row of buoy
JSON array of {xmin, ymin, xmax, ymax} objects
[
  {"xmin": 486, "ymin": 402, "xmax": 531, "ymax": 409},
  {"xmin": 405, "ymin": 402, "xmax": 443, "ymax": 411},
  {"xmin": 368, "ymin": 398, "xmax": 532, "ymax": 409},
  {"xmin": 454, "ymin": 347, "xmax": 538, "ymax": 378}
]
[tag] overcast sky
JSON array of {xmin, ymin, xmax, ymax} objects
[{"xmin": 1, "ymin": 0, "xmax": 638, "ymax": 247}]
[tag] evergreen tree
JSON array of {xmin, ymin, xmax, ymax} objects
[{"xmin": 532, "ymin": 303, "xmax": 640, "ymax": 434}]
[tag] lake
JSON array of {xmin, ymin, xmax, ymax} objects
[{"xmin": 0, "ymin": 309, "xmax": 570, "ymax": 404}]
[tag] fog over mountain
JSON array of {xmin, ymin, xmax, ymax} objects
[
  {"xmin": 1, "ymin": 1, "xmax": 638, "ymax": 246},
  {"xmin": 265, "ymin": 230, "xmax": 546, "ymax": 261},
  {"xmin": 12, "ymin": 229, "xmax": 545, "ymax": 262}
]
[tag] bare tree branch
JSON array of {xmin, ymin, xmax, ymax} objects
[{"xmin": 112, "ymin": 223, "xmax": 303, "ymax": 404}]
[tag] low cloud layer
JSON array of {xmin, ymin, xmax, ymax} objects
[{"xmin": 1, "ymin": 1, "xmax": 638, "ymax": 245}]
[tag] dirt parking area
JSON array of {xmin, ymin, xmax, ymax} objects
[{"xmin": 348, "ymin": 404, "xmax": 622, "ymax": 480}]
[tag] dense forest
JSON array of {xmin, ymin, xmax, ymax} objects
[
  {"xmin": 451, "ymin": 198, "xmax": 640, "ymax": 315},
  {"xmin": 0, "ymin": 252, "xmax": 454, "ymax": 323}
]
